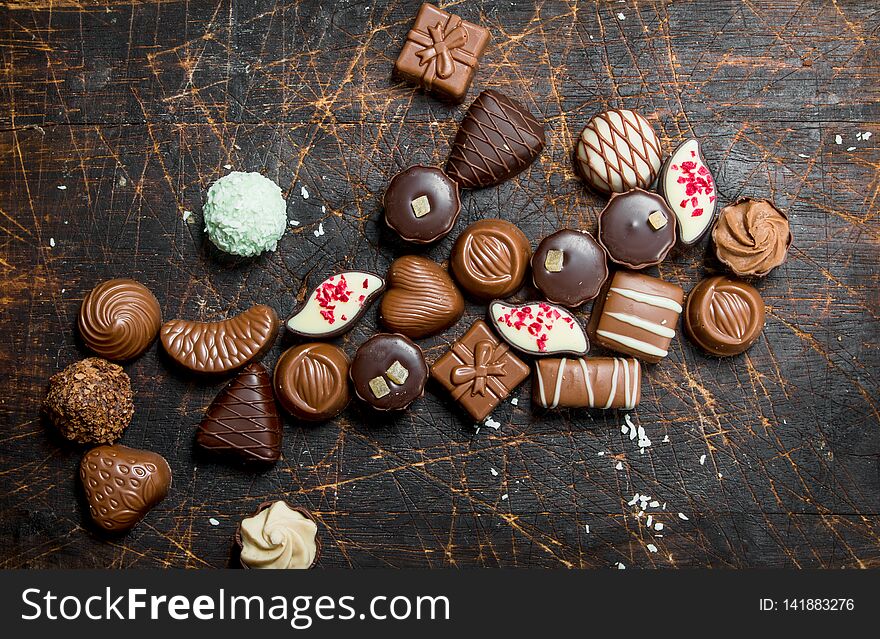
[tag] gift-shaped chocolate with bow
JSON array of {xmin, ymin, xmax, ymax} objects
[
  {"xmin": 394, "ymin": 3, "xmax": 490, "ymax": 103},
  {"xmin": 432, "ymin": 320, "xmax": 529, "ymax": 422}
]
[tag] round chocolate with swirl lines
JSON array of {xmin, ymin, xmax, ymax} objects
[
  {"xmin": 450, "ymin": 219, "xmax": 531, "ymax": 300},
  {"xmin": 78, "ymin": 279, "xmax": 162, "ymax": 361},
  {"xmin": 684, "ymin": 275, "xmax": 765, "ymax": 357},
  {"xmin": 274, "ymin": 343, "xmax": 350, "ymax": 421}
]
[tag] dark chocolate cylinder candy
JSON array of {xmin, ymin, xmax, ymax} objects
[
  {"xmin": 274, "ymin": 343, "xmax": 351, "ymax": 421},
  {"xmin": 597, "ymin": 188, "xmax": 677, "ymax": 270},
  {"xmin": 684, "ymin": 275, "xmax": 765, "ymax": 356},
  {"xmin": 531, "ymin": 229, "xmax": 608, "ymax": 307},
  {"xmin": 350, "ymin": 333, "xmax": 428, "ymax": 411},
  {"xmin": 533, "ymin": 357, "xmax": 641, "ymax": 410},
  {"xmin": 384, "ymin": 166, "xmax": 461, "ymax": 244},
  {"xmin": 197, "ymin": 362, "xmax": 283, "ymax": 464},
  {"xmin": 450, "ymin": 219, "xmax": 531, "ymax": 300},
  {"xmin": 446, "ymin": 90, "xmax": 545, "ymax": 188}
]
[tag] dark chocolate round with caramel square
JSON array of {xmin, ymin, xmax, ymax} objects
[
  {"xmin": 274, "ymin": 343, "xmax": 350, "ymax": 421},
  {"xmin": 597, "ymin": 188, "xmax": 677, "ymax": 269},
  {"xmin": 684, "ymin": 275, "xmax": 765, "ymax": 357},
  {"xmin": 450, "ymin": 219, "xmax": 531, "ymax": 300},
  {"xmin": 384, "ymin": 165, "xmax": 461, "ymax": 244},
  {"xmin": 531, "ymin": 229, "xmax": 608, "ymax": 307},
  {"xmin": 349, "ymin": 333, "xmax": 428, "ymax": 411}
]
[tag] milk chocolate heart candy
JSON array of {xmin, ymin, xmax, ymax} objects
[
  {"xmin": 286, "ymin": 272, "xmax": 385, "ymax": 339},
  {"xmin": 196, "ymin": 362, "xmax": 282, "ymax": 465},
  {"xmin": 161, "ymin": 305, "xmax": 279, "ymax": 374},
  {"xmin": 446, "ymin": 89, "xmax": 545, "ymax": 188},
  {"xmin": 80, "ymin": 444, "xmax": 172, "ymax": 533},
  {"xmin": 489, "ymin": 300, "xmax": 589, "ymax": 356},
  {"xmin": 380, "ymin": 255, "xmax": 464, "ymax": 338}
]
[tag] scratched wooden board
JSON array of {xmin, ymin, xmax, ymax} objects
[{"xmin": 0, "ymin": 0, "xmax": 878, "ymax": 568}]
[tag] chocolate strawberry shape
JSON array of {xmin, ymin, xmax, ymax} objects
[
  {"xmin": 196, "ymin": 362, "xmax": 282, "ymax": 465},
  {"xmin": 446, "ymin": 89, "xmax": 545, "ymax": 189},
  {"xmin": 380, "ymin": 255, "xmax": 464, "ymax": 338},
  {"xmin": 80, "ymin": 444, "xmax": 172, "ymax": 533}
]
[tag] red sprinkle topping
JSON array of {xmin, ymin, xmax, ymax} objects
[
  {"xmin": 496, "ymin": 303, "xmax": 576, "ymax": 352},
  {"xmin": 673, "ymin": 151, "xmax": 714, "ymax": 218},
  {"xmin": 313, "ymin": 274, "xmax": 354, "ymax": 325}
]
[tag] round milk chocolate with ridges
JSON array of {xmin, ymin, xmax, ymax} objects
[
  {"xmin": 597, "ymin": 188, "xmax": 677, "ymax": 269},
  {"xmin": 685, "ymin": 276, "xmax": 765, "ymax": 356},
  {"xmin": 450, "ymin": 219, "xmax": 531, "ymax": 300},
  {"xmin": 384, "ymin": 166, "xmax": 461, "ymax": 243},
  {"xmin": 349, "ymin": 333, "xmax": 428, "ymax": 411},
  {"xmin": 446, "ymin": 90, "xmax": 545, "ymax": 189},
  {"xmin": 274, "ymin": 343, "xmax": 350, "ymax": 421},
  {"xmin": 531, "ymin": 229, "xmax": 608, "ymax": 307},
  {"xmin": 658, "ymin": 138, "xmax": 718, "ymax": 245}
]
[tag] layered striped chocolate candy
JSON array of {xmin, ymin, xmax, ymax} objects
[
  {"xmin": 533, "ymin": 357, "xmax": 640, "ymax": 410},
  {"xmin": 588, "ymin": 271, "xmax": 684, "ymax": 364}
]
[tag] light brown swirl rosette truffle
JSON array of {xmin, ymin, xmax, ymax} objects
[
  {"xmin": 235, "ymin": 501, "xmax": 320, "ymax": 569},
  {"xmin": 79, "ymin": 279, "xmax": 162, "ymax": 361},
  {"xmin": 712, "ymin": 198, "xmax": 792, "ymax": 277}
]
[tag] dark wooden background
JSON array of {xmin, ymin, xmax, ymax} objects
[{"xmin": 1, "ymin": 0, "xmax": 878, "ymax": 568}]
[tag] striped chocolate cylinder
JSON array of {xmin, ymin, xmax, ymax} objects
[
  {"xmin": 532, "ymin": 357, "xmax": 641, "ymax": 410},
  {"xmin": 589, "ymin": 270, "xmax": 684, "ymax": 363}
]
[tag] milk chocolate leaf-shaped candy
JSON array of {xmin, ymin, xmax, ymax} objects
[{"xmin": 161, "ymin": 304, "xmax": 279, "ymax": 374}]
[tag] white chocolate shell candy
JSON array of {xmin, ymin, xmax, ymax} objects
[
  {"xmin": 286, "ymin": 271, "xmax": 385, "ymax": 338},
  {"xmin": 659, "ymin": 138, "xmax": 718, "ymax": 245},
  {"xmin": 575, "ymin": 109, "xmax": 663, "ymax": 194},
  {"xmin": 239, "ymin": 501, "xmax": 318, "ymax": 569},
  {"xmin": 489, "ymin": 301, "xmax": 589, "ymax": 356}
]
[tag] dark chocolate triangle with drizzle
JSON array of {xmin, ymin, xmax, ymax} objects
[
  {"xmin": 196, "ymin": 362, "xmax": 282, "ymax": 465},
  {"xmin": 446, "ymin": 89, "xmax": 545, "ymax": 189}
]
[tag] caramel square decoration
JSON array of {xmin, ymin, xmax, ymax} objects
[
  {"xmin": 431, "ymin": 320, "xmax": 529, "ymax": 422},
  {"xmin": 588, "ymin": 270, "xmax": 684, "ymax": 364},
  {"xmin": 394, "ymin": 3, "xmax": 490, "ymax": 103}
]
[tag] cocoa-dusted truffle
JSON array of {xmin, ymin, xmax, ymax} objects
[{"xmin": 43, "ymin": 357, "xmax": 134, "ymax": 444}]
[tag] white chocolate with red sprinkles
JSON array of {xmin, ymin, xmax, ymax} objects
[
  {"xmin": 489, "ymin": 301, "xmax": 589, "ymax": 356},
  {"xmin": 659, "ymin": 138, "xmax": 718, "ymax": 245},
  {"xmin": 286, "ymin": 272, "xmax": 385, "ymax": 338}
]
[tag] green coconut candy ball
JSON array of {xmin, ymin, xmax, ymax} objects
[{"xmin": 203, "ymin": 171, "xmax": 288, "ymax": 257}]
